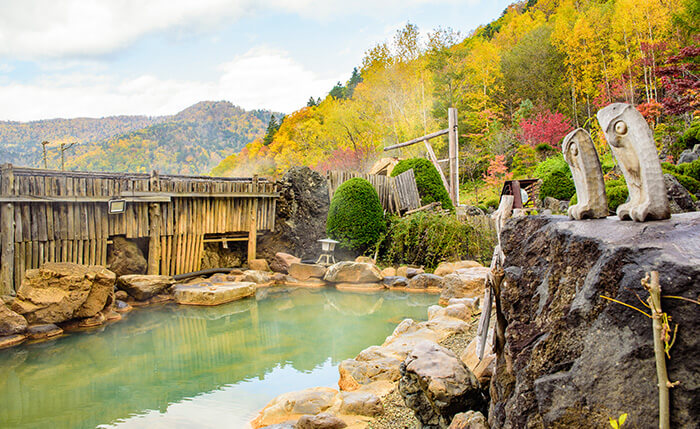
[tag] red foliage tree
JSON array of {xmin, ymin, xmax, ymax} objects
[
  {"xmin": 483, "ymin": 154, "xmax": 513, "ymax": 188},
  {"xmin": 519, "ymin": 109, "xmax": 573, "ymax": 149},
  {"xmin": 637, "ymin": 100, "xmax": 664, "ymax": 126},
  {"xmin": 657, "ymin": 42, "xmax": 700, "ymax": 116}
]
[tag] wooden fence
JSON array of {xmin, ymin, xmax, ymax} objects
[
  {"xmin": 326, "ymin": 170, "xmax": 421, "ymax": 213},
  {"xmin": 0, "ymin": 165, "xmax": 278, "ymax": 295}
]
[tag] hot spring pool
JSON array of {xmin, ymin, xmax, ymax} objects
[{"xmin": 0, "ymin": 287, "xmax": 436, "ymax": 428}]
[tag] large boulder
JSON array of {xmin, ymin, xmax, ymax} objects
[
  {"xmin": 664, "ymin": 173, "xmax": 696, "ymax": 213},
  {"xmin": 678, "ymin": 144, "xmax": 700, "ymax": 164},
  {"xmin": 295, "ymin": 413, "xmax": 347, "ymax": 429},
  {"xmin": 289, "ymin": 263, "xmax": 327, "ymax": 281},
  {"xmin": 11, "ymin": 263, "xmax": 116, "ymax": 324},
  {"xmin": 448, "ymin": 411, "xmax": 489, "ymax": 429},
  {"xmin": 0, "ymin": 303, "xmax": 27, "ymax": 335},
  {"xmin": 172, "ymin": 282, "xmax": 255, "ymax": 306},
  {"xmin": 490, "ymin": 213, "xmax": 700, "ymax": 428},
  {"xmin": 399, "ymin": 341, "xmax": 486, "ymax": 428},
  {"xmin": 270, "ymin": 252, "xmax": 301, "ymax": 274},
  {"xmin": 434, "ymin": 261, "xmax": 483, "ymax": 277},
  {"xmin": 107, "ymin": 236, "xmax": 147, "ymax": 276},
  {"xmin": 258, "ymin": 167, "xmax": 330, "ymax": 261},
  {"xmin": 116, "ymin": 275, "xmax": 174, "ymax": 301},
  {"xmin": 438, "ymin": 268, "xmax": 490, "ymax": 305},
  {"xmin": 323, "ymin": 262, "xmax": 382, "ymax": 284},
  {"xmin": 407, "ymin": 273, "xmax": 444, "ymax": 290}
]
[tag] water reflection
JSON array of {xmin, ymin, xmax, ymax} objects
[{"xmin": 0, "ymin": 288, "xmax": 435, "ymax": 429}]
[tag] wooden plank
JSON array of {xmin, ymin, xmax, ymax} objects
[
  {"xmin": 0, "ymin": 164, "xmax": 15, "ymax": 295},
  {"xmin": 247, "ymin": 177, "xmax": 259, "ymax": 263},
  {"xmin": 424, "ymin": 140, "xmax": 451, "ymax": 198},
  {"xmin": 147, "ymin": 203, "xmax": 161, "ymax": 275}
]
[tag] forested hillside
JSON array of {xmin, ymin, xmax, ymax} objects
[
  {"xmin": 67, "ymin": 101, "xmax": 275, "ymax": 175},
  {"xmin": 0, "ymin": 101, "xmax": 276, "ymax": 175},
  {"xmin": 0, "ymin": 115, "xmax": 166, "ymax": 168},
  {"xmin": 212, "ymin": 0, "xmax": 699, "ymax": 207}
]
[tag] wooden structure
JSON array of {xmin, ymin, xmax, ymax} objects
[
  {"xmin": 327, "ymin": 169, "xmax": 421, "ymax": 214},
  {"xmin": 384, "ymin": 107, "xmax": 460, "ymax": 206},
  {"xmin": 500, "ymin": 179, "xmax": 539, "ymax": 209},
  {"xmin": 0, "ymin": 165, "xmax": 278, "ymax": 295}
]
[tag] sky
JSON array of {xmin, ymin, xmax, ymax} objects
[{"xmin": 0, "ymin": 0, "xmax": 512, "ymax": 122}]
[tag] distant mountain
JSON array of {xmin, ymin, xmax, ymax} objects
[{"xmin": 0, "ymin": 101, "xmax": 277, "ymax": 175}]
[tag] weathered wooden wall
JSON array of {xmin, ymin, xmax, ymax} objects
[
  {"xmin": 0, "ymin": 165, "xmax": 278, "ymax": 294},
  {"xmin": 326, "ymin": 169, "xmax": 420, "ymax": 213}
]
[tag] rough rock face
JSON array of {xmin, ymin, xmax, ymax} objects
[
  {"xmin": 258, "ymin": 167, "xmax": 330, "ymax": 261},
  {"xmin": 399, "ymin": 341, "xmax": 486, "ymax": 428},
  {"xmin": 491, "ymin": 213, "xmax": 700, "ymax": 429},
  {"xmin": 439, "ymin": 268, "xmax": 490, "ymax": 306},
  {"xmin": 107, "ymin": 237, "xmax": 147, "ymax": 276},
  {"xmin": 407, "ymin": 273, "xmax": 444, "ymax": 289},
  {"xmin": 116, "ymin": 275, "xmax": 174, "ymax": 301},
  {"xmin": 11, "ymin": 263, "xmax": 116, "ymax": 324},
  {"xmin": 678, "ymin": 144, "xmax": 700, "ymax": 164},
  {"xmin": 0, "ymin": 304, "xmax": 27, "ymax": 335},
  {"xmin": 323, "ymin": 262, "xmax": 382, "ymax": 284},
  {"xmin": 448, "ymin": 411, "xmax": 489, "ymax": 429},
  {"xmin": 295, "ymin": 413, "xmax": 347, "ymax": 429},
  {"xmin": 664, "ymin": 173, "xmax": 696, "ymax": 213}
]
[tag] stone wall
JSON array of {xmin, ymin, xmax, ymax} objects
[{"xmin": 490, "ymin": 213, "xmax": 699, "ymax": 428}]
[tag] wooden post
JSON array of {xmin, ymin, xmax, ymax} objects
[
  {"xmin": 511, "ymin": 180, "xmax": 522, "ymax": 208},
  {"xmin": 247, "ymin": 175, "xmax": 259, "ymax": 264},
  {"xmin": 147, "ymin": 171, "xmax": 161, "ymax": 274},
  {"xmin": 1, "ymin": 164, "xmax": 15, "ymax": 296},
  {"xmin": 448, "ymin": 107, "xmax": 459, "ymax": 206}
]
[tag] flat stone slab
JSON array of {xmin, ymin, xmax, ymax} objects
[
  {"xmin": 172, "ymin": 282, "xmax": 255, "ymax": 306},
  {"xmin": 0, "ymin": 334, "xmax": 26, "ymax": 349}
]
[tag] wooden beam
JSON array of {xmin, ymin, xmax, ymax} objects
[
  {"xmin": 448, "ymin": 107, "xmax": 459, "ymax": 206},
  {"xmin": 147, "ymin": 202, "xmax": 161, "ymax": 275},
  {"xmin": 423, "ymin": 140, "xmax": 452, "ymax": 198},
  {"xmin": 1, "ymin": 163, "xmax": 14, "ymax": 296},
  {"xmin": 383, "ymin": 128, "xmax": 449, "ymax": 151}
]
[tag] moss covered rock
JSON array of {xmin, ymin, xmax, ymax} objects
[
  {"xmin": 327, "ymin": 177, "xmax": 386, "ymax": 251},
  {"xmin": 391, "ymin": 158, "xmax": 453, "ymax": 210}
]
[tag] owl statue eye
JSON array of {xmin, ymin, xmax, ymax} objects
[
  {"xmin": 614, "ymin": 121, "xmax": 628, "ymax": 135},
  {"xmin": 570, "ymin": 144, "xmax": 578, "ymax": 157}
]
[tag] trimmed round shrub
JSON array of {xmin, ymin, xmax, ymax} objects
[
  {"xmin": 391, "ymin": 158, "xmax": 453, "ymax": 210},
  {"xmin": 539, "ymin": 169, "xmax": 575, "ymax": 201},
  {"xmin": 326, "ymin": 177, "xmax": 386, "ymax": 251}
]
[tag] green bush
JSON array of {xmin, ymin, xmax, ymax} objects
[
  {"xmin": 661, "ymin": 162, "xmax": 678, "ymax": 174},
  {"xmin": 539, "ymin": 169, "xmax": 575, "ymax": 201},
  {"xmin": 533, "ymin": 154, "xmax": 570, "ymax": 179},
  {"xmin": 569, "ymin": 178, "xmax": 629, "ymax": 212},
  {"xmin": 391, "ymin": 158, "xmax": 453, "ymax": 210},
  {"xmin": 327, "ymin": 177, "xmax": 386, "ymax": 252},
  {"xmin": 679, "ymin": 122, "xmax": 700, "ymax": 149},
  {"xmin": 678, "ymin": 159, "xmax": 700, "ymax": 181},
  {"xmin": 600, "ymin": 152, "xmax": 616, "ymax": 174},
  {"xmin": 382, "ymin": 212, "xmax": 495, "ymax": 268},
  {"xmin": 670, "ymin": 172, "xmax": 700, "ymax": 193}
]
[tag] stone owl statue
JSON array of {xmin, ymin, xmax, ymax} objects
[
  {"xmin": 563, "ymin": 128, "xmax": 608, "ymax": 220},
  {"xmin": 597, "ymin": 103, "xmax": 670, "ymax": 222}
]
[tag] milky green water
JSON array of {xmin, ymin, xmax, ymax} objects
[{"xmin": 0, "ymin": 287, "xmax": 436, "ymax": 429}]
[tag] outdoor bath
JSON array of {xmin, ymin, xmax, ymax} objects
[{"xmin": 0, "ymin": 287, "xmax": 436, "ymax": 429}]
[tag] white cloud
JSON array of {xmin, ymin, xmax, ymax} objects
[
  {"xmin": 0, "ymin": 47, "xmax": 341, "ymax": 121},
  {"xmin": 0, "ymin": 0, "xmax": 472, "ymax": 58}
]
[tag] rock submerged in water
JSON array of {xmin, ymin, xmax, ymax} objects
[
  {"xmin": 10, "ymin": 262, "xmax": 116, "ymax": 324},
  {"xmin": 491, "ymin": 213, "xmax": 700, "ymax": 428},
  {"xmin": 172, "ymin": 282, "xmax": 255, "ymax": 306}
]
